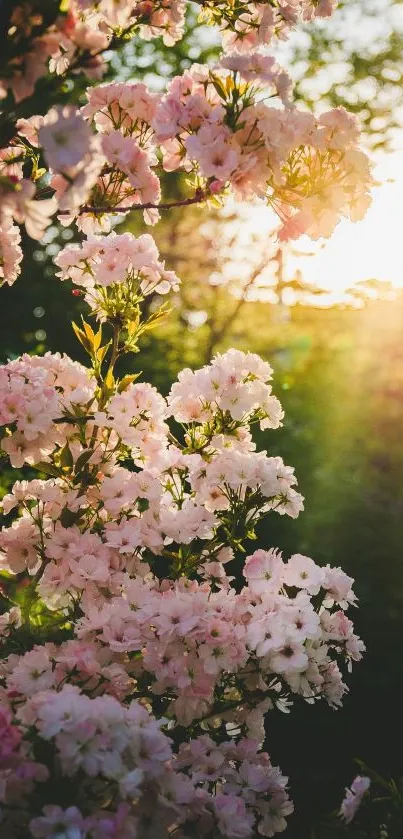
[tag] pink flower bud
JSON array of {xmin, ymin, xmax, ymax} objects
[{"xmin": 209, "ymin": 180, "xmax": 224, "ymax": 194}]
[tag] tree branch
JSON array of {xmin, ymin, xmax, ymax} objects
[{"xmin": 61, "ymin": 191, "xmax": 207, "ymax": 216}]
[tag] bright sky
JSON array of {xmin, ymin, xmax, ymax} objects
[
  {"xmin": 275, "ymin": 0, "xmax": 403, "ymax": 301},
  {"xmin": 238, "ymin": 152, "xmax": 403, "ymax": 304},
  {"xmin": 141, "ymin": 0, "xmax": 403, "ymax": 305},
  {"xmin": 286, "ymin": 154, "xmax": 403, "ymax": 296}
]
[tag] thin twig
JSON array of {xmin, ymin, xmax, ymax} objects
[{"xmin": 58, "ymin": 191, "xmax": 207, "ymax": 216}]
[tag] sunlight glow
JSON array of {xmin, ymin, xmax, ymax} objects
[{"xmin": 244, "ymin": 154, "xmax": 403, "ymax": 304}]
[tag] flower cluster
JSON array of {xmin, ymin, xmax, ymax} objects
[
  {"xmin": 0, "ymin": 295, "xmax": 364, "ymax": 834},
  {"xmin": 0, "ymin": 704, "xmax": 48, "ymax": 817},
  {"xmin": 0, "ymin": 345, "xmax": 305, "ymax": 580},
  {"xmin": 167, "ymin": 347, "xmax": 284, "ymax": 428},
  {"xmin": 74, "ymin": 551, "xmax": 362, "ymax": 727},
  {"xmin": 176, "ymin": 735, "xmax": 294, "ymax": 837},
  {"xmin": 0, "ymin": 352, "xmax": 96, "ymax": 467},
  {"xmin": 0, "ymin": 214, "xmax": 23, "ymax": 288},
  {"xmin": 0, "ymin": 175, "xmax": 56, "ymax": 286},
  {"xmin": 54, "ymin": 231, "xmax": 180, "ymax": 318},
  {"xmin": 0, "ymin": 679, "xmax": 295, "ymax": 838},
  {"xmin": 0, "ymin": 2, "xmax": 111, "ymax": 105},
  {"xmin": 0, "ymin": 685, "xmax": 188, "ymax": 838},
  {"xmin": 0, "ymin": 1, "xmax": 338, "ymax": 106},
  {"xmin": 1, "ymin": 54, "xmax": 372, "ymax": 284},
  {"xmin": 76, "ymin": 65, "xmax": 371, "ymax": 239},
  {"xmin": 38, "ymin": 106, "xmax": 105, "ymax": 228},
  {"xmin": 203, "ymin": 0, "xmax": 338, "ymax": 53}
]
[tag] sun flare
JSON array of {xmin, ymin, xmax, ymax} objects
[{"xmin": 244, "ymin": 153, "xmax": 403, "ymax": 302}]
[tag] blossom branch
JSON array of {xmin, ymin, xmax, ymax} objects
[{"xmin": 60, "ymin": 190, "xmax": 207, "ymax": 216}]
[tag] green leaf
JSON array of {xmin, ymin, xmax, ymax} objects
[
  {"xmin": 211, "ymin": 76, "xmax": 228, "ymax": 100},
  {"xmin": 33, "ymin": 461, "xmax": 61, "ymax": 478},
  {"xmin": 60, "ymin": 507, "xmax": 80, "ymax": 528},
  {"xmin": 72, "ymin": 321, "xmax": 92, "ymax": 354},
  {"xmin": 74, "ymin": 449, "xmax": 94, "ymax": 474},
  {"xmin": 117, "ymin": 373, "xmax": 141, "ymax": 393},
  {"xmin": 96, "ymin": 341, "xmax": 112, "ymax": 364},
  {"xmin": 59, "ymin": 444, "xmax": 73, "ymax": 469},
  {"xmin": 104, "ymin": 368, "xmax": 115, "ymax": 391}
]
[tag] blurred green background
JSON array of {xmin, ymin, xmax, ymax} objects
[{"xmin": 1, "ymin": 2, "xmax": 403, "ymax": 836}]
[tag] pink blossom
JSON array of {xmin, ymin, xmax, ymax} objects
[
  {"xmin": 340, "ymin": 775, "xmax": 370, "ymax": 823},
  {"xmin": 283, "ymin": 553, "xmax": 324, "ymax": 594},
  {"xmin": 0, "ymin": 215, "xmax": 23, "ymax": 286},
  {"xmin": 5, "ymin": 180, "xmax": 57, "ymax": 240},
  {"xmin": 243, "ymin": 549, "xmax": 285, "ymax": 595},
  {"xmin": 39, "ymin": 107, "xmax": 92, "ymax": 171},
  {"xmin": 270, "ymin": 638, "xmax": 309, "ymax": 674},
  {"xmin": 220, "ymin": 53, "xmax": 292, "ymax": 104},
  {"xmin": 214, "ymin": 794, "xmax": 255, "ymax": 838},
  {"xmin": 186, "ymin": 125, "xmax": 239, "ymax": 181}
]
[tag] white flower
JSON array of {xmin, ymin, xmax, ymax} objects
[
  {"xmin": 8, "ymin": 180, "xmax": 57, "ymax": 240},
  {"xmin": 283, "ymin": 553, "xmax": 324, "ymax": 594},
  {"xmin": 39, "ymin": 106, "xmax": 92, "ymax": 171},
  {"xmin": 270, "ymin": 637, "xmax": 308, "ymax": 674}
]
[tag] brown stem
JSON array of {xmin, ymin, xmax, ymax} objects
[{"xmin": 58, "ymin": 191, "xmax": 207, "ymax": 216}]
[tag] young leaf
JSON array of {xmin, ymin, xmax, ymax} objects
[
  {"xmin": 33, "ymin": 461, "xmax": 61, "ymax": 478},
  {"xmin": 72, "ymin": 321, "xmax": 93, "ymax": 355},
  {"xmin": 59, "ymin": 443, "xmax": 74, "ymax": 469},
  {"xmin": 117, "ymin": 373, "xmax": 141, "ymax": 393},
  {"xmin": 96, "ymin": 341, "xmax": 112, "ymax": 364},
  {"xmin": 94, "ymin": 325, "xmax": 102, "ymax": 351},
  {"xmin": 104, "ymin": 368, "xmax": 115, "ymax": 391},
  {"xmin": 82, "ymin": 318, "xmax": 96, "ymax": 347}
]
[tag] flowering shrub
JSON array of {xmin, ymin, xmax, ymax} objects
[
  {"xmin": 0, "ymin": 2, "xmax": 368, "ymax": 836},
  {"xmin": 0, "ymin": 230, "xmax": 364, "ymax": 835}
]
